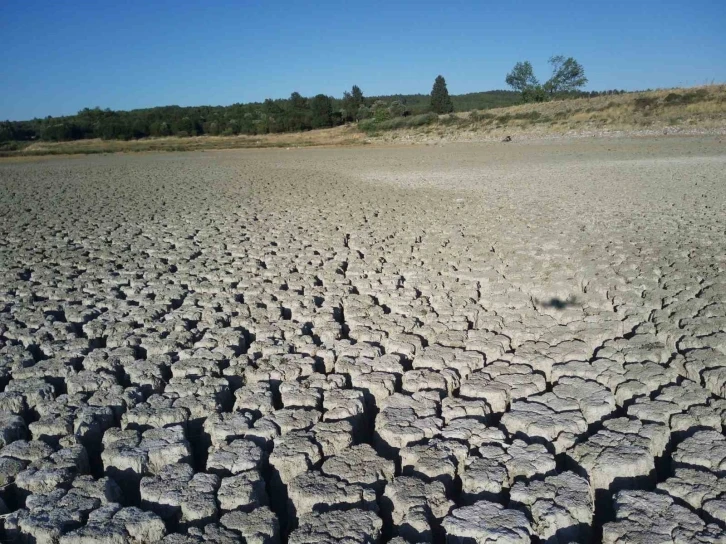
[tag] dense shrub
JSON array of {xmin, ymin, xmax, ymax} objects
[
  {"xmin": 406, "ymin": 112, "xmax": 438, "ymax": 127},
  {"xmin": 358, "ymin": 112, "xmax": 438, "ymax": 134},
  {"xmin": 388, "ymin": 101, "xmax": 406, "ymax": 118},
  {"xmin": 372, "ymin": 100, "xmax": 391, "ymax": 122},
  {"xmin": 41, "ymin": 123, "xmax": 83, "ymax": 141},
  {"xmin": 633, "ymin": 96, "xmax": 658, "ymax": 110},
  {"xmin": 664, "ymin": 89, "xmax": 708, "ymax": 105},
  {"xmin": 358, "ymin": 119, "xmax": 378, "ymax": 133},
  {"xmin": 357, "ymin": 105, "xmax": 372, "ymax": 120},
  {"xmin": 521, "ymin": 86, "xmax": 548, "ymax": 103}
]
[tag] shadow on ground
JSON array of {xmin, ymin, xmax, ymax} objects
[{"xmin": 535, "ymin": 296, "xmax": 579, "ymax": 309}]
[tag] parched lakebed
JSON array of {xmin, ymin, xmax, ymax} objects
[{"xmin": 0, "ymin": 137, "xmax": 725, "ymax": 543}]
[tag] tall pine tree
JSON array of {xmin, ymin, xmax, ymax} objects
[
  {"xmin": 430, "ymin": 75, "xmax": 454, "ymax": 114},
  {"xmin": 351, "ymin": 85, "xmax": 364, "ymax": 108}
]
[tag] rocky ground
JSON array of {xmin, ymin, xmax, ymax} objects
[{"xmin": 0, "ymin": 136, "xmax": 725, "ymax": 543}]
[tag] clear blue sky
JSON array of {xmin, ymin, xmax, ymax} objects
[{"xmin": 1, "ymin": 0, "xmax": 724, "ymax": 120}]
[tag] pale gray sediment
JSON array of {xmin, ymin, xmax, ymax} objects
[{"xmin": 0, "ymin": 135, "xmax": 725, "ymax": 542}]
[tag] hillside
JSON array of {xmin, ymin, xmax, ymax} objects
[
  {"xmin": 366, "ymin": 90, "xmax": 520, "ymax": 114},
  {"xmin": 0, "ymin": 89, "xmax": 520, "ymax": 148},
  {"xmin": 363, "ymin": 85, "xmax": 726, "ymax": 143},
  {"xmin": 2, "ymin": 85, "xmax": 723, "ymax": 158}
]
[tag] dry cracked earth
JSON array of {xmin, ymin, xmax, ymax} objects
[{"xmin": 0, "ymin": 137, "xmax": 725, "ymax": 544}]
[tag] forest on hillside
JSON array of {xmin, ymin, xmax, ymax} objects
[{"xmin": 0, "ymin": 87, "xmax": 625, "ymax": 144}]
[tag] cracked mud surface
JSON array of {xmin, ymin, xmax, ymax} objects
[{"xmin": 0, "ymin": 136, "xmax": 725, "ymax": 543}]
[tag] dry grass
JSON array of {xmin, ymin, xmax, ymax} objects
[
  {"xmin": 0, "ymin": 125, "xmax": 365, "ymax": 159},
  {"xmin": 370, "ymin": 84, "xmax": 726, "ymax": 143}
]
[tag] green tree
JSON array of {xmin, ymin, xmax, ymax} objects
[
  {"xmin": 287, "ymin": 92, "xmax": 311, "ymax": 131},
  {"xmin": 129, "ymin": 119, "xmax": 149, "ymax": 139},
  {"xmin": 174, "ymin": 117, "xmax": 198, "ymax": 137},
  {"xmin": 0, "ymin": 122, "xmax": 16, "ymax": 142},
  {"xmin": 543, "ymin": 56, "xmax": 588, "ymax": 95},
  {"xmin": 205, "ymin": 121, "xmax": 220, "ymax": 135},
  {"xmin": 506, "ymin": 57, "xmax": 587, "ymax": 102},
  {"xmin": 342, "ymin": 85, "xmax": 365, "ymax": 122},
  {"xmin": 42, "ymin": 122, "xmax": 81, "ymax": 141},
  {"xmin": 262, "ymin": 99, "xmax": 285, "ymax": 133},
  {"xmin": 341, "ymin": 91, "xmax": 356, "ymax": 122},
  {"xmin": 150, "ymin": 121, "xmax": 171, "ymax": 137},
  {"xmin": 240, "ymin": 113, "xmax": 256, "ymax": 134},
  {"xmin": 505, "ymin": 61, "xmax": 539, "ymax": 92},
  {"xmin": 351, "ymin": 85, "xmax": 364, "ymax": 106},
  {"xmin": 226, "ymin": 119, "xmax": 240, "ymax": 135},
  {"xmin": 310, "ymin": 94, "xmax": 333, "ymax": 128},
  {"xmin": 430, "ymin": 75, "xmax": 454, "ymax": 114}
]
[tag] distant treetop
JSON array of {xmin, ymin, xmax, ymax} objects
[{"xmin": 506, "ymin": 56, "xmax": 588, "ymax": 103}]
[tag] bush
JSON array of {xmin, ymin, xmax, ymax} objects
[
  {"xmin": 521, "ymin": 86, "xmax": 548, "ymax": 103},
  {"xmin": 388, "ymin": 100, "xmax": 406, "ymax": 118},
  {"xmin": 664, "ymin": 89, "xmax": 708, "ymax": 105},
  {"xmin": 439, "ymin": 114, "xmax": 461, "ymax": 126},
  {"xmin": 357, "ymin": 112, "xmax": 438, "ymax": 134},
  {"xmin": 41, "ymin": 123, "xmax": 83, "ymax": 142},
  {"xmin": 358, "ymin": 119, "xmax": 378, "ymax": 134},
  {"xmin": 633, "ymin": 96, "xmax": 658, "ymax": 110},
  {"xmin": 0, "ymin": 141, "xmax": 23, "ymax": 151},
  {"xmin": 372, "ymin": 100, "xmax": 390, "ymax": 122},
  {"xmin": 664, "ymin": 93, "xmax": 680, "ymax": 104},
  {"xmin": 406, "ymin": 112, "xmax": 438, "ymax": 127},
  {"xmin": 357, "ymin": 105, "xmax": 372, "ymax": 120}
]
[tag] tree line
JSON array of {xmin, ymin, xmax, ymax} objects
[
  {"xmin": 1, "ymin": 61, "xmax": 627, "ymax": 143},
  {"xmin": 0, "ymin": 81, "xmax": 519, "ymax": 143}
]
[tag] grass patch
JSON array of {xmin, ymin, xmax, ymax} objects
[
  {"xmin": 469, "ymin": 111, "xmax": 495, "ymax": 122},
  {"xmin": 511, "ymin": 111, "xmax": 543, "ymax": 122},
  {"xmin": 0, "ymin": 126, "xmax": 366, "ymax": 159},
  {"xmin": 359, "ymin": 112, "xmax": 438, "ymax": 134},
  {"xmin": 496, "ymin": 114, "xmax": 512, "ymax": 124},
  {"xmin": 439, "ymin": 114, "xmax": 463, "ymax": 126}
]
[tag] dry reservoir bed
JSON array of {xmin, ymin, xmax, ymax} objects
[{"xmin": 0, "ymin": 137, "xmax": 725, "ymax": 543}]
